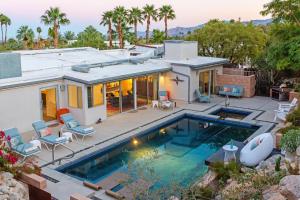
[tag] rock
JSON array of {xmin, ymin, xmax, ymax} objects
[
  {"xmin": 279, "ymin": 175, "xmax": 300, "ymax": 200},
  {"xmin": 263, "ymin": 185, "xmax": 287, "ymax": 200},
  {"xmin": 241, "ymin": 166, "xmax": 253, "ymax": 173},
  {"xmin": 256, "ymin": 154, "xmax": 286, "ymax": 175},
  {"xmin": 197, "ymin": 170, "xmax": 217, "ymax": 188},
  {"xmin": 0, "ymin": 172, "xmax": 29, "ymax": 200}
]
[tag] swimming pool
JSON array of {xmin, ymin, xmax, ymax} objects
[{"xmin": 57, "ymin": 115, "xmax": 259, "ymax": 189}]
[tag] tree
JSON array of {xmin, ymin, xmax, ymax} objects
[
  {"xmin": 112, "ymin": 6, "xmax": 127, "ymax": 48},
  {"xmin": 72, "ymin": 25, "xmax": 106, "ymax": 49},
  {"xmin": 100, "ymin": 11, "xmax": 114, "ymax": 48},
  {"xmin": 0, "ymin": 14, "xmax": 11, "ymax": 44},
  {"xmin": 41, "ymin": 7, "xmax": 70, "ymax": 48},
  {"xmin": 151, "ymin": 29, "xmax": 165, "ymax": 44},
  {"xmin": 186, "ymin": 20, "xmax": 267, "ymax": 66},
  {"xmin": 64, "ymin": 31, "xmax": 75, "ymax": 40},
  {"xmin": 36, "ymin": 27, "xmax": 42, "ymax": 40},
  {"xmin": 16, "ymin": 26, "xmax": 34, "ymax": 49},
  {"xmin": 128, "ymin": 7, "xmax": 143, "ymax": 41},
  {"xmin": 158, "ymin": 5, "xmax": 175, "ymax": 38},
  {"xmin": 143, "ymin": 4, "xmax": 157, "ymax": 44},
  {"xmin": 261, "ymin": 0, "xmax": 300, "ymax": 26}
]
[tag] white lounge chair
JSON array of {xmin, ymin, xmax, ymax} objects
[
  {"xmin": 274, "ymin": 110, "xmax": 288, "ymax": 122},
  {"xmin": 278, "ymin": 98, "xmax": 298, "ymax": 112}
]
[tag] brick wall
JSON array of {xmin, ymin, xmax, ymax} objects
[{"xmin": 216, "ymin": 74, "xmax": 256, "ymax": 97}]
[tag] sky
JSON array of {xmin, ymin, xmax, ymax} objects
[{"xmin": 1, "ymin": 0, "xmax": 271, "ymax": 38}]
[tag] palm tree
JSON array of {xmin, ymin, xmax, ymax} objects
[
  {"xmin": 41, "ymin": 7, "xmax": 70, "ymax": 48},
  {"xmin": 36, "ymin": 27, "xmax": 42, "ymax": 41},
  {"xmin": 143, "ymin": 4, "xmax": 157, "ymax": 44},
  {"xmin": 112, "ymin": 6, "xmax": 127, "ymax": 48},
  {"xmin": 100, "ymin": 11, "xmax": 114, "ymax": 48},
  {"xmin": 16, "ymin": 26, "xmax": 34, "ymax": 49},
  {"xmin": 0, "ymin": 14, "xmax": 11, "ymax": 44},
  {"xmin": 158, "ymin": 5, "xmax": 175, "ymax": 39},
  {"xmin": 128, "ymin": 7, "xmax": 143, "ymax": 41}
]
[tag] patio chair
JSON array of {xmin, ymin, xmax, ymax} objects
[
  {"xmin": 3, "ymin": 128, "xmax": 40, "ymax": 161},
  {"xmin": 274, "ymin": 110, "xmax": 288, "ymax": 122},
  {"xmin": 158, "ymin": 91, "xmax": 173, "ymax": 109},
  {"xmin": 60, "ymin": 113, "xmax": 95, "ymax": 142},
  {"xmin": 32, "ymin": 120, "xmax": 73, "ymax": 161},
  {"xmin": 195, "ymin": 89, "xmax": 210, "ymax": 103},
  {"xmin": 278, "ymin": 98, "xmax": 298, "ymax": 112}
]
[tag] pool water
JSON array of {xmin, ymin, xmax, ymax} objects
[
  {"xmin": 210, "ymin": 108, "xmax": 251, "ymax": 120},
  {"xmin": 59, "ymin": 117, "xmax": 258, "ymax": 188}
]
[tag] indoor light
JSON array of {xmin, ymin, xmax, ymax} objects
[{"xmin": 132, "ymin": 138, "xmax": 139, "ymax": 145}]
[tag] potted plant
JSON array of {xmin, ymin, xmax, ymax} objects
[{"xmin": 280, "ymin": 129, "xmax": 300, "ymax": 162}]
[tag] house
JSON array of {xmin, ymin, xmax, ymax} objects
[{"xmin": 0, "ymin": 40, "xmax": 229, "ymax": 132}]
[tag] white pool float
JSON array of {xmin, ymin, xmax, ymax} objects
[{"xmin": 240, "ymin": 133, "xmax": 274, "ymax": 167}]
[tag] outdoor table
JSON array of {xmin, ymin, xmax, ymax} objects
[{"xmin": 223, "ymin": 144, "xmax": 238, "ymax": 164}]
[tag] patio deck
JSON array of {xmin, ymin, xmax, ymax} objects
[{"xmin": 21, "ymin": 95, "xmax": 284, "ymax": 200}]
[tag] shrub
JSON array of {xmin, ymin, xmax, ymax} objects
[
  {"xmin": 275, "ymin": 156, "xmax": 281, "ymax": 171},
  {"xmin": 211, "ymin": 161, "xmax": 241, "ymax": 183},
  {"xmin": 0, "ymin": 130, "xmax": 41, "ymax": 177},
  {"xmin": 277, "ymin": 126, "xmax": 299, "ymax": 135},
  {"xmin": 287, "ymin": 107, "xmax": 300, "ymax": 126},
  {"xmin": 280, "ymin": 129, "xmax": 300, "ymax": 153}
]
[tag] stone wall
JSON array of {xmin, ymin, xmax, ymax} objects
[{"xmin": 216, "ymin": 74, "xmax": 256, "ymax": 97}]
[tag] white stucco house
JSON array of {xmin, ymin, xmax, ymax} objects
[{"xmin": 0, "ymin": 40, "xmax": 228, "ymax": 132}]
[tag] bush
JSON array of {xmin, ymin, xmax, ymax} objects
[
  {"xmin": 211, "ymin": 161, "xmax": 241, "ymax": 183},
  {"xmin": 280, "ymin": 129, "xmax": 300, "ymax": 153},
  {"xmin": 287, "ymin": 107, "xmax": 300, "ymax": 126},
  {"xmin": 0, "ymin": 130, "xmax": 41, "ymax": 178},
  {"xmin": 278, "ymin": 125, "xmax": 299, "ymax": 135}
]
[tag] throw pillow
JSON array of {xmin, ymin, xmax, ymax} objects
[
  {"xmin": 223, "ymin": 87, "xmax": 231, "ymax": 92},
  {"xmin": 40, "ymin": 128, "xmax": 52, "ymax": 137},
  {"xmin": 68, "ymin": 121, "xmax": 78, "ymax": 128}
]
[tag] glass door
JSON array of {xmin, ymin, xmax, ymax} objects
[
  {"xmin": 148, "ymin": 74, "xmax": 159, "ymax": 103},
  {"xmin": 40, "ymin": 87, "xmax": 58, "ymax": 122},
  {"xmin": 136, "ymin": 76, "xmax": 148, "ymax": 107},
  {"xmin": 199, "ymin": 71, "xmax": 210, "ymax": 95},
  {"xmin": 121, "ymin": 79, "xmax": 134, "ymax": 112},
  {"xmin": 106, "ymin": 81, "xmax": 120, "ymax": 116}
]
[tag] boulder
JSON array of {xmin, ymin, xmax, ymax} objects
[
  {"xmin": 197, "ymin": 170, "xmax": 217, "ymax": 188},
  {"xmin": 0, "ymin": 172, "xmax": 29, "ymax": 200},
  {"xmin": 263, "ymin": 185, "xmax": 286, "ymax": 200},
  {"xmin": 279, "ymin": 175, "xmax": 300, "ymax": 200}
]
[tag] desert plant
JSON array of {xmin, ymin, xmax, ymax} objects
[
  {"xmin": 278, "ymin": 125, "xmax": 299, "ymax": 135},
  {"xmin": 287, "ymin": 107, "xmax": 300, "ymax": 126},
  {"xmin": 280, "ymin": 129, "xmax": 300, "ymax": 153},
  {"xmin": 286, "ymin": 160, "xmax": 300, "ymax": 175},
  {"xmin": 275, "ymin": 156, "xmax": 281, "ymax": 171},
  {"xmin": 211, "ymin": 161, "xmax": 241, "ymax": 183}
]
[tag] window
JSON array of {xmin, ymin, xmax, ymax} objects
[
  {"xmin": 87, "ymin": 84, "xmax": 104, "ymax": 108},
  {"xmin": 68, "ymin": 85, "xmax": 82, "ymax": 108}
]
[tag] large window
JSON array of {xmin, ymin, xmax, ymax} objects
[
  {"xmin": 68, "ymin": 85, "xmax": 83, "ymax": 108},
  {"xmin": 87, "ymin": 84, "xmax": 104, "ymax": 108}
]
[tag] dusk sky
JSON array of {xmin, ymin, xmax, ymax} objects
[{"xmin": 1, "ymin": 0, "xmax": 271, "ymax": 38}]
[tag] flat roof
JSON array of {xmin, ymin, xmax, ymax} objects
[{"xmin": 164, "ymin": 56, "xmax": 228, "ymax": 69}]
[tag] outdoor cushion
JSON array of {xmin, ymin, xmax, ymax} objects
[
  {"xmin": 10, "ymin": 136, "xmax": 22, "ymax": 149},
  {"xmin": 15, "ymin": 143, "xmax": 39, "ymax": 155},
  {"xmin": 39, "ymin": 128, "xmax": 52, "ymax": 137},
  {"xmin": 250, "ymin": 138, "xmax": 261, "ymax": 151},
  {"xmin": 223, "ymin": 87, "xmax": 231, "ymax": 92},
  {"xmin": 40, "ymin": 135, "xmax": 67, "ymax": 144},
  {"xmin": 67, "ymin": 121, "xmax": 79, "ymax": 128},
  {"xmin": 71, "ymin": 126, "xmax": 94, "ymax": 135}
]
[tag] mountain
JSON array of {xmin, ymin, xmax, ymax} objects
[{"xmin": 137, "ymin": 19, "xmax": 272, "ymax": 38}]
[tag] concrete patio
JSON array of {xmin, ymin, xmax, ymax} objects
[{"xmin": 21, "ymin": 95, "xmax": 284, "ymax": 200}]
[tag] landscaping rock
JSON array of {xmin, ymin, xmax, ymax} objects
[
  {"xmin": 197, "ymin": 170, "xmax": 217, "ymax": 188},
  {"xmin": 0, "ymin": 172, "xmax": 29, "ymax": 200},
  {"xmin": 256, "ymin": 154, "xmax": 285, "ymax": 175},
  {"xmin": 279, "ymin": 175, "xmax": 300, "ymax": 200},
  {"xmin": 263, "ymin": 185, "xmax": 286, "ymax": 200}
]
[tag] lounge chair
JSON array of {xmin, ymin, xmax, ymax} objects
[
  {"xmin": 60, "ymin": 113, "xmax": 95, "ymax": 142},
  {"xmin": 3, "ymin": 128, "xmax": 40, "ymax": 161},
  {"xmin": 278, "ymin": 98, "xmax": 298, "ymax": 112},
  {"xmin": 158, "ymin": 91, "xmax": 173, "ymax": 110},
  {"xmin": 195, "ymin": 89, "xmax": 210, "ymax": 103},
  {"xmin": 274, "ymin": 110, "xmax": 288, "ymax": 122},
  {"xmin": 32, "ymin": 120, "xmax": 72, "ymax": 161}
]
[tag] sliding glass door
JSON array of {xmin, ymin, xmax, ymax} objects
[
  {"xmin": 121, "ymin": 79, "xmax": 134, "ymax": 112},
  {"xmin": 136, "ymin": 76, "xmax": 148, "ymax": 107},
  {"xmin": 148, "ymin": 74, "xmax": 159, "ymax": 103},
  {"xmin": 106, "ymin": 81, "xmax": 120, "ymax": 116},
  {"xmin": 40, "ymin": 87, "xmax": 58, "ymax": 122}
]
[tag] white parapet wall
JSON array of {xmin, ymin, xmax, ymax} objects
[{"xmin": 164, "ymin": 40, "xmax": 198, "ymax": 60}]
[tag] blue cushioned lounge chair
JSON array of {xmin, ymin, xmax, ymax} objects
[
  {"xmin": 4, "ymin": 128, "xmax": 40, "ymax": 161},
  {"xmin": 32, "ymin": 120, "xmax": 72, "ymax": 161},
  {"xmin": 195, "ymin": 89, "xmax": 210, "ymax": 103},
  {"xmin": 60, "ymin": 113, "xmax": 95, "ymax": 142}
]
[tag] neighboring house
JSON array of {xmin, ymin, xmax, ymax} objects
[{"xmin": 0, "ymin": 40, "xmax": 229, "ymax": 132}]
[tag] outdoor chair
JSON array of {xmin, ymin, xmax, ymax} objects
[
  {"xmin": 278, "ymin": 97, "xmax": 298, "ymax": 112},
  {"xmin": 3, "ymin": 128, "xmax": 40, "ymax": 161},
  {"xmin": 274, "ymin": 110, "xmax": 288, "ymax": 122},
  {"xmin": 158, "ymin": 91, "xmax": 173, "ymax": 110},
  {"xmin": 60, "ymin": 113, "xmax": 95, "ymax": 142},
  {"xmin": 195, "ymin": 88, "xmax": 210, "ymax": 103},
  {"xmin": 32, "ymin": 120, "xmax": 73, "ymax": 161}
]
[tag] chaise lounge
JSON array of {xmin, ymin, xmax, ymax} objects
[{"xmin": 219, "ymin": 84, "xmax": 244, "ymax": 97}]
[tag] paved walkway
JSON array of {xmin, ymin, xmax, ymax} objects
[{"xmin": 21, "ymin": 96, "xmax": 284, "ymax": 200}]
